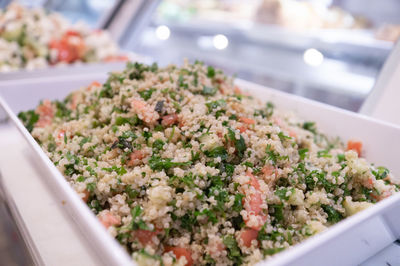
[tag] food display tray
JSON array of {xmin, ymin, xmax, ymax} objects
[{"xmin": 0, "ymin": 74, "xmax": 399, "ymax": 266}]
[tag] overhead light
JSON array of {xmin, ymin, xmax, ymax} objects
[
  {"xmin": 303, "ymin": 48, "xmax": 324, "ymax": 67},
  {"xmin": 155, "ymin": 25, "xmax": 170, "ymax": 40},
  {"xmin": 213, "ymin": 34, "xmax": 229, "ymax": 50}
]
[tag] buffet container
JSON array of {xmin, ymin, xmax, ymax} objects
[{"xmin": 0, "ymin": 74, "xmax": 399, "ymax": 266}]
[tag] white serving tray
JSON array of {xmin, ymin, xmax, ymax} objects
[
  {"xmin": 0, "ymin": 74, "xmax": 400, "ymax": 266},
  {"xmin": 0, "ymin": 51, "xmax": 150, "ymax": 81}
]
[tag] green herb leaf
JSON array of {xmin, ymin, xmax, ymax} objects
[
  {"xmin": 204, "ymin": 146, "xmax": 228, "ymax": 160},
  {"xmin": 233, "ymin": 193, "xmax": 244, "ymax": 212},
  {"xmin": 275, "ymin": 188, "xmax": 291, "ymax": 201},
  {"xmin": 317, "ymin": 150, "xmax": 332, "ymax": 158},
  {"xmin": 207, "ymin": 66, "xmax": 215, "ymax": 78},
  {"xmin": 130, "ymin": 205, "xmax": 150, "ymax": 230},
  {"xmin": 337, "ymin": 154, "xmax": 346, "ymax": 163},
  {"xmin": 321, "ymin": 204, "xmax": 343, "ymax": 223},
  {"xmin": 303, "ymin": 121, "xmax": 317, "ymax": 134},
  {"xmin": 270, "ymin": 204, "xmax": 284, "ymax": 222},
  {"xmin": 278, "ymin": 132, "xmax": 291, "ymax": 142},
  {"xmin": 149, "ymin": 156, "xmax": 191, "ymax": 171},
  {"xmin": 55, "ymin": 101, "xmax": 71, "ymax": 119},
  {"xmin": 298, "ymin": 148, "xmax": 308, "ymax": 160},
  {"xmin": 227, "ymin": 128, "xmax": 246, "ymax": 159},
  {"xmin": 18, "ymin": 110, "xmax": 39, "ymax": 132},
  {"xmin": 101, "ymin": 165, "xmax": 127, "ymax": 175},
  {"xmin": 115, "ymin": 115, "xmax": 139, "ymax": 126},
  {"xmin": 205, "ymin": 99, "xmax": 226, "ymax": 113},
  {"xmin": 372, "ymin": 166, "xmax": 389, "ymax": 180},
  {"xmin": 138, "ymin": 88, "xmax": 156, "ymax": 101},
  {"xmin": 86, "ymin": 182, "xmax": 96, "ymax": 192},
  {"xmin": 223, "ymin": 235, "xmax": 242, "ymax": 264},
  {"xmin": 152, "ymin": 139, "xmax": 165, "ymax": 152},
  {"xmin": 202, "ymin": 85, "xmax": 217, "ymax": 96},
  {"xmin": 79, "ymin": 137, "xmax": 91, "ymax": 148}
]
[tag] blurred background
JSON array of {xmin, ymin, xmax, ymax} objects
[{"xmin": 1, "ymin": 0, "xmax": 400, "ymax": 111}]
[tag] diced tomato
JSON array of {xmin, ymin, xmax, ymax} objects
[
  {"xmin": 57, "ymin": 130, "xmax": 65, "ymax": 139},
  {"xmin": 239, "ymin": 117, "xmax": 255, "ymax": 125},
  {"xmin": 49, "ymin": 30, "xmax": 86, "ymax": 63},
  {"xmin": 36, "ymin": 99, "xmax": 54, "ymax": 127},
  {"xmin": 261, "ymin": 165, "xmax": 274, "ymax": 176},
  {"xmin": 81, "ymin": 189, "xmax": 90, "ymax": 203},
  {"xmin": 65, "ymin": 30, "xmax": 81, "ymax": 37},
  {"xmin": 273, "ymin": 117, "xmax": 283, "ymax": 127},
  {"xmin": 240, "ymin": 228, "xmax": 259, "ymax": 247},
  {"xmin": 99, "ymin": 212, "xmax": 121, "ymax": 229},
  {"xmin": 247, "ymin": 172, "xmax": 260, "ymax": 190},
  {"xmin": 131, "ymin": 99, "xmax": 160, "ymax": 125},
  {"xmin": 164, "ymin": 246, "xmax": 193, "ymax": 266},
  {"xmin": 215, "ymin": 78, "xmax": 223, "ymax": 84},
  {"xmin": 288, "ymin": 130, "xmax": 297, "ymax": 138},
  {"xmin": 104, "ymin": 55, "xmax": 130, "ymax": 62},
  {"xmin": 127, "ymin": 150, "xmax": 145, "ymax": 166},
  {"xmin": 87, "ymin": 81, "xmax": 101, "ymax": 91},
  {"xmin": 70, "ymin": 93, "xmax": 79, "ymax": 110},
  {"xmin": 237, "ymin": 125, "xmax": 247, "ymax": 133},
  {"xmin": 347, "ymin": 140, "xmax": 362, "ymax": 157},
  {"xmin": 243, "ymin": 172, "xmax": 268, "ymax": 230},
  {"xmin": 161, "ymin": 114, "xmax": 179, "ymax": 127},
  {"xmin": 135, "ymin": 229, "xmax": 160, "ymax": 245},
  {"xmin": 36, "ymin": 100, "xmax": 53, "ymax": 116},
  {"xmin": 244, "ymin": 196, "xmax": 267, "ymax": 230},
  {"xmin": 234, "ymin": 86, "xmax": 242, "ymax": 95},
  {"xmin": 248, "ymin": 192, "xmax": 264, "ymax": 216},
  {"xmin": 90, "ymin": 81, "xmax": 101, "ymax": 87}
]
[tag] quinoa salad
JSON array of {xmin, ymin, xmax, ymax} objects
[
  {"xmin": 0, "ymin": 3, "xmax": 126, "ymax": 72},
  {"xmin": 19, "ymin": 61, "xmax": 399, "ymax": 265}
]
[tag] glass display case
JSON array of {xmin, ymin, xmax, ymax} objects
[
  {"xmin": 117, "ymin": 0, "xmax": 400, "ymax": 111},
  {"xmin": 1, "ymin": 0, "xmax": 116, "ymax": 27}
]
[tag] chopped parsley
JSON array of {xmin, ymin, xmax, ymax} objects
[
  {"xmin": 223, "ymin": 235, "xmax": 242, "ymax": 264},
  {"xmin": 149, "ymin": 156, "xmax": 191, "ymax": 171},
  {"xmin": 321, "ymin": 204, "xmax": 343, "ymax": 223},
  {"xmin": 302, "ymin": 121, "xmax": 317, "ymax": 134},
  {"xmin": 204, "ymin": 146, "xmax": 228, "ymax": 160},
  {"xmin": 227, "ymin": 128, "xmax": 246, "ymax": 159},
  {"xmin": 18, "ymin": 110, "xmax": 39, "ymax": 132},
  {"xmin": 202, "ymin": 85, "xmax": 217, "ymax": 96},
  {"xmin": 206, "ymin": 66, "xmax": 215, "ymax": 78},
  {"xmin": 131, "ymin": 205, "xmax": 150, "ymax": 230},
  {"xmin": 138, "ymin": 88, "xmax": 156, "ymax": 101}
]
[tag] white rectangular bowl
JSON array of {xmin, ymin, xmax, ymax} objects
[{"xmin": 1, "ymin": 74, "xmax": 400, "ymax": 266}]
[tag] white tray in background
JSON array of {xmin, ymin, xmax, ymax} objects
[
  {"xmin": 0, "ymin": 51, "xmax": 150, "ymax": 81},
  {"xmin": 0, "ymin": 74, "xmax": 400, "ymax": 266}
]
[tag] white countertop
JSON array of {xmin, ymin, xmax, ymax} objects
[{"xmin": 0, "ymin": 122, "xmax": 98, "ymax": 266}]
